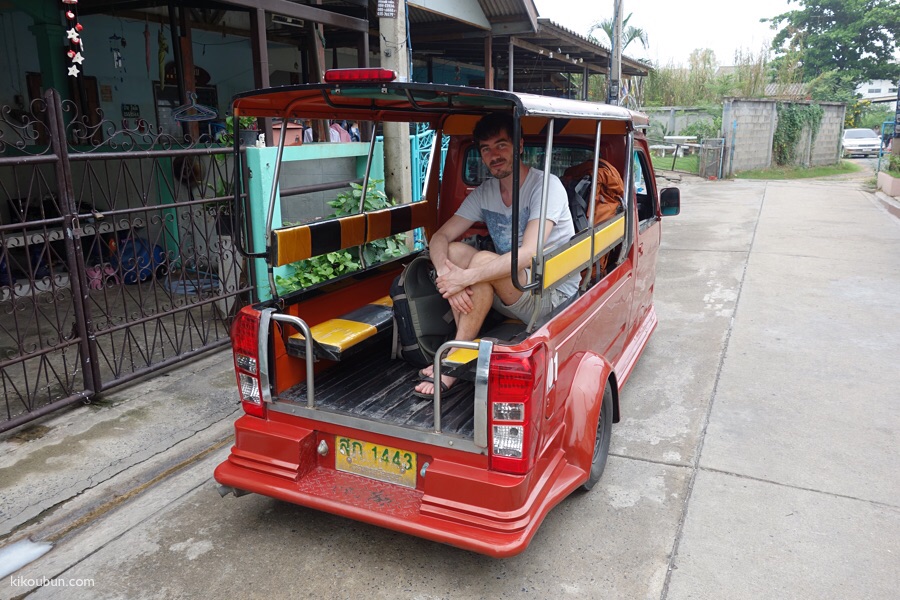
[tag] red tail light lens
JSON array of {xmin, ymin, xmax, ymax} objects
[
  {"xmin": 488, "ymin": 348, "xmax": 545, "ymax": 475},
  {"xmin": 324, "ymin": 68, "xmax": 397, "ymax": 83},
  {"xmin": 231, "ymin": 307, "xmax": 265, "ymax": 418}
]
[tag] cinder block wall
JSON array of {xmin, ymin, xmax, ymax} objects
[
  {"xmin": 809, "ymin": 104, "xmax": 845, "ymax": 166},
  {"xmin": 723, "ymin": 99, "xmax": 777, "ymax": 174},
  {"xmin": 722, "ymin": 99, "xmax": 845, "ymax": 175}
]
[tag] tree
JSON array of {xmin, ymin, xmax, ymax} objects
[
  {"xmin": 588, "ymin": 13, "xmax": 649, "ymax": 53},
  {"xmin": 765, "ymin": 0, "xmax": 900, "ymax": 85}
]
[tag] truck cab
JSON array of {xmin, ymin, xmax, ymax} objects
[{"xmin": 214, "ymin": 69, "xmax": 679, "ymax": 557}]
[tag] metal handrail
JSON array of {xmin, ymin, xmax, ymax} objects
[
  {"xmin": 271, "ymin": 313, "xmax": 315, "ymax": 408},
  {"xmin": 431, "ymin": 339, "xmax": 493, "ymax": 437}
]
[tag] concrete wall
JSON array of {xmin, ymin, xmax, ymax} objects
[
  {"xmin": 809, "ymin": 104, "xmax": 845, "ymax": 166},
  {"xmin": 722, "ymin": 99, "xmax": 777, "ymax": 174},
  {"xmin": 641, "ymin": 107, "xmax": 719, "ymax": 139},
  {"xmin": 722, "ymin": 99, "xmax": 845, "ymax": 175}
]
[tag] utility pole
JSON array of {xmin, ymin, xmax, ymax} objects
[
  {"xmin": 607, "ymin": 0, "xmax": 623, "ymax": 105},
  {"xmin": 893, "ymin": 76, "xmax": 900, "ymax": 159},
  {"xmin": 379, "ymin": 0, "xmax": 413, "ymax": 205}
]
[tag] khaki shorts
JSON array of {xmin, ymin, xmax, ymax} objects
[{"xmin": 492, "ymin": 287, "xmax": 568, "ymax": 322}]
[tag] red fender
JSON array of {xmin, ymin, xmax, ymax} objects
[{"xmin": 562, "ymin": 353, "xmax": 614, "ymax": 475}]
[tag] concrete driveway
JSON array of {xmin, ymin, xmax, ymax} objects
[{"xmin": 2, "ymin": 177, "xmax": 899, "ymax": 599}]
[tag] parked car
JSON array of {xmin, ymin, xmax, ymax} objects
[{"xmin": 842, "ymin": 128, "xmax": 882, "ymax": 157}]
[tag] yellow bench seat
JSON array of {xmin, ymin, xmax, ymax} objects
[{"xmin": 287, "ymin": 297, "xmax": 394, "ymax": 362}]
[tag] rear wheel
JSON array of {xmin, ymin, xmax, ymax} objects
[{"xmin": 581, "ymin": 382, "xmax": 613, "ymax": 491}]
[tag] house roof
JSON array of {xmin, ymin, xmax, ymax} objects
[
  {"xmin": 764, "ymin": 82, "xmax": 809, "ymax": 99},
  {"xmin": 76, "ymin": 0, "xmax": 649, "ymax": 95}
]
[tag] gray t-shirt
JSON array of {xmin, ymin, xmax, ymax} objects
[{"xmin": 455, "ymin": 168, "xmax": 578, "ymax": 298}]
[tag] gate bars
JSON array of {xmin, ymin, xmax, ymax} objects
[{"xmin": 0, "ymin": 89, "xmax": 253, "ymax": 432}]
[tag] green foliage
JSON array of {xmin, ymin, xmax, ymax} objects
[
  {"xmin": 765, "ymin": 0, "xmax": 900, "ymax": 85},
  {"xmin": 275, "ymin": 179, "xmax": 410, "ymax": 294},
  {"xmin": 735, "ymin": 161, "xmax": 861, "ymax": 180},
  {"xmin": 845, "ymin": 98, "xmax": 894, "ymax": 130},
  {"xmin": 275, "ymin": 251, "xmax": 359, "ymax": 290},
  {"xmin": 772, "ymin": 103, "xmax": 824, "ymax": 166},
  {"xmin": 643, "ymin": 46, "xmax": 768, "ymax": 106},
  {"xmin": 328, "ymin": 180, "xmax": 392, "ymax": 215},
  {"xmin": 887, "ymin": 154, "xmax": 900, "ymax": 177},
  {"xmin": 681, "ymin": 117, "xmax": 722, "ymax": 141},
  {"xmin": 588, "ymin": 13, "xmax": 649, "ymax": 52},
  {"xmin": 220, "ymin": 116, "xmax": 257, "ymax": 147}
]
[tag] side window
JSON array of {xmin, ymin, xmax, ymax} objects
[{"xmin": 633, "ymin": 150, "xmax": 656, "ymax": 224}]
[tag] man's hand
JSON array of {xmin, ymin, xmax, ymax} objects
[
  {"xmin": 436, "ymin": 260, "xmax": 475, "ymax": 314},
  {"xmin": 436, "ymin": 260, "xmax": 471, "ymax": 297}
]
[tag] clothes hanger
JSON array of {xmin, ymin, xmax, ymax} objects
[{"xmin": 173, "ymin": 92, "xmax": 218, "ymax": 122}]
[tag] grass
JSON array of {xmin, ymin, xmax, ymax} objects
[
  {"xmin": 654, "ymin": 153, "xmax": 700, "ymax": 174},
  {"xmin": 735, "ymin": 161, "xmax": 861, "ymax": 180}
]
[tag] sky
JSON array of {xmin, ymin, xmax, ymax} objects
[{"xmin": 533, "ymin": 0, "xmax": 794, "ymax": 66}]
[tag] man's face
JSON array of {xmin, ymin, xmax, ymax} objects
[{"xmin": 478, "ymin": 130, "xmax": 518, "ymax": 180}]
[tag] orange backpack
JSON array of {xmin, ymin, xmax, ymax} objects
[
  {"xmin": 562, "ymin": 159, "xmax": 625, "ymax": 227},
  {"xmin": 561, "ymin": 159, "xmax": 625, "ymax": 277}
]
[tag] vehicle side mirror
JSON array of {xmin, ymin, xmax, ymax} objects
[{"xmin": 660, "ymin": 187, "xmax": 680, "ymax": 216}]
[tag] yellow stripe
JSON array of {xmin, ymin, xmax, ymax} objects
[
  {"xmin": 543, "ymin": 236, "xmax": 592, "ymax": 290},
  {"xmin": 273, "ymin": 226, "xmax": 311, "ymax": 266},
  {"xmin": 542, "ymin": 215, "xmax": 625, "ymax": 290},
  {"xmin": 592, "ymin": 215, "xmax": 625, "ymax": 258},
  {"xmin": 444, "ymin": 342, "xmax": 480, "ymax": 367},
  {"xmin": 340, "ymin": 214, "xmax": 367, "ymax": 249},
  {"xmin": 371, "ymin": 296, "xmax": 393, "ymax": 307},
  {"xmin": 291, "ymin": 319, "xmax": 376, "ymax": 351}
]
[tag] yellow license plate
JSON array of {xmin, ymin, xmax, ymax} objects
[{"xmin": 335, "ymin": 437, "xmax": 417, "ymax": 489}]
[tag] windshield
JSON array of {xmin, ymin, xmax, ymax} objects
[{"xmin": 844, "ymin": 129, "xmax": 879, "ymax": 139}]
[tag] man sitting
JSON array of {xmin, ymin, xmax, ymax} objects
[{"xmin": 414, "ymin": 112, "xmax": 578, "ymax": 397}]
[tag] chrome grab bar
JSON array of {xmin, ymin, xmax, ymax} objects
[
  {"xmin": 271, "ymin": 313, "xmax": 315, "ymax": 408},
  {"xmin": 432, "ymin": 339, "xmax": 493, "ymax": 447}
]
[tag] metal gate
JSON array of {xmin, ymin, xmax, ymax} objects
[{"xmin": 0, "ymin": 89, "xmax": 252, "ymax": 431}]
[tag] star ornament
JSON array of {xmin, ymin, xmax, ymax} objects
[
  {"xmin": 68, "ymin": 64, "xmax": 80, "ymax": 77},
  {"xmin": 71, "ymin": 52, "xmax": 85, "ymax": 65},
  {"xmin": 66, "ymin": 28, "xmax": 80, "ymax": 42}
]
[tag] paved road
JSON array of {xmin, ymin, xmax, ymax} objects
[{"xmin": 2, "ymin": 177, "xmax": 899, "ymax": 599}]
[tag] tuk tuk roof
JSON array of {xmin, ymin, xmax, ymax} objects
[{"xmin": 232, "ymin": 82, "xmax": 639, "ymax": 126}]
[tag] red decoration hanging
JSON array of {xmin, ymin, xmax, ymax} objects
[{"xmin": 62, "ymin": 0, "xmax": 85, "ymax": 78}]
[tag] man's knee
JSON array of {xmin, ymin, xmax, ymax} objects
[
  {"xmin": 447, "ymin": 242, "xmax": 478, "ymax": 267},
  {"xmin": 468, "ymin": 250, "xmax": 499, "ymax": 267}
]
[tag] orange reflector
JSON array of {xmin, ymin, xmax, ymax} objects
[{"xmin": 324, "ymin": 68, "xmax": 397, "ymax": 83}]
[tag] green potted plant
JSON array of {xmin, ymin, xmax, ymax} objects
[{"xmin": 221, "ymin": 115, "xmax": 258, "ymax": 147}]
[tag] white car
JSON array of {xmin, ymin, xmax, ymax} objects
[{"xmin": 842, "ymin": 128, "xmax": 882, "ymax": 157}]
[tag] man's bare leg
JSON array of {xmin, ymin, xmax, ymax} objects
[{"xmin": 415, "ymin": 250, "xmax": 514, "ymax": 395}]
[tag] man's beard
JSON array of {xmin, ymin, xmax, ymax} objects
[{"xmin": 489, "ymin": 161, "xmax": 512, "ymax": 179}]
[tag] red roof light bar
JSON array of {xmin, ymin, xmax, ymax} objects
[{"xmin": 324, "ymin": 68, "xmax": 397, "ymax": 83}]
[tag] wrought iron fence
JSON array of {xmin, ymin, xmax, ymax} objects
[{"xmin": 0, "ymin": 89, "xmax": 252, "ymax": 431}]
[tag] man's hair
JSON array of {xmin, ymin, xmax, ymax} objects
[{"xmin": 473, "ymin": 112, "xmax": 515, "ymax": 143}]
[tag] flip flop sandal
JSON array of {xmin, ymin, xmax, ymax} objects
[{"xmin": 412, "ymin": 376, "xmax": 461, "ymax": 399}]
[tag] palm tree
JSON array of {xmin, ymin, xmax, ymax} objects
[{"xmin": 588, "ymin": 13, "xmax": 649, "ymax": 52}]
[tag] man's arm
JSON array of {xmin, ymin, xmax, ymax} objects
[
  {"xmin": 437, "ymin": 217, "xmax": 553, "ymax": 297},
  {"xmin": 428, "ymin": 214, "xmax": 476, "ymax": 277}
]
